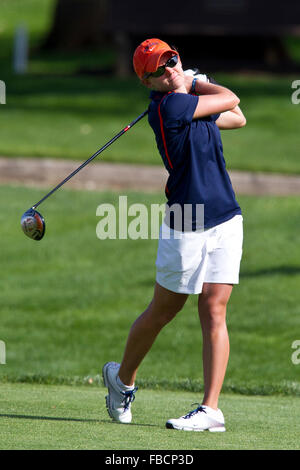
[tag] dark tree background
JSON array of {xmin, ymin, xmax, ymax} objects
[
  {"xmin": 42, "ymin": 0, "xmax": 107, "ymax": 50},
  {"xmin": 41, "ymin": 0, "xmax": 298, "ymax": 75}
]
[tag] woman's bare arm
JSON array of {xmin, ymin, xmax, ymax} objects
[{"xmin": 215, "ymin": 105, "xmax": 246, "ymax": 129}]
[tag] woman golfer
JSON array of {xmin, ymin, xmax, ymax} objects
[{"xmin": 102, "ymin": 38, "xmax": 246, "ymax": 432}]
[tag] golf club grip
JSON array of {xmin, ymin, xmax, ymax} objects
[{"xmin": 32, "ymin": 110, "xmax": 148, "ymax": 210}]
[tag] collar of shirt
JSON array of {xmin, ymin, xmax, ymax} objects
[{"xmin": 149, "ymin": 90, "xmax": 170, "ymax": 101}]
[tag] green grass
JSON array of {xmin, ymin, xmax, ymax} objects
[
  {"xmin": 1, "ymin": 68, "xmax": 299, "ymax": 174},
  {"xmin": 0, "ymin": 383, "xmax": 300, "ymax": 450},
  {"xmin": 0, "ymin": 1, "xmax": 300, "ymax": 173},
  {"xmin": 1, "ymin": 185, "xmax": 300, "ymax": 397},
  {"xmin": 0, "ymin": 0, "xmax": 53, "ymax": 42}
]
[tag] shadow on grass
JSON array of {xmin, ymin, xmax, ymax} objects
[
  {"xmin": 1, "ymin": 74, "xmax": 148, "ymax": 120},
  {"xmin": 240, "ymin": 265, "xmax": 300, "ymax": 278},
  {"xmin": 140, "ymin": 266, "xmax": 300, "ymax": 287},
  {"xmin": 0, "ymin": 413, "xmax": 158, "ymax": 427}
]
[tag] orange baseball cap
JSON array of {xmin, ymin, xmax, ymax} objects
[{"xmin": 133, "ymin": 38, "xmax": 178, "ymax": 80}]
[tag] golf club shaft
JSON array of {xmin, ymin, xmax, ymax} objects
[{"xmin": 32, "ymin": 110, "xmax": 148, "ymax": 210}]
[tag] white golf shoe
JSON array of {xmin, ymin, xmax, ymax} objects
[
  {"xmin": 102, "ymin": 362, "xmax": 138, "ymax": 424},
  {"xmin": 166, "ymin": 404, "xmax": 226, "ymax": 432}
]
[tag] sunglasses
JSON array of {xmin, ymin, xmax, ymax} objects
[{"xmin": 144, "ymin": 55, "xmax": 178, "ymax": 79}]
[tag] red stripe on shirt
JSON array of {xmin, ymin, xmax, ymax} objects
[{"xmin": 158, "ymin": 95, "xmax": 173, "ymax": 170}]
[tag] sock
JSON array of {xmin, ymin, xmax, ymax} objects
[
  {"xmin": 201, "ymin": 405, "xmax": 220, "ymax": 414},
  {"xmin": 116, "ymin": 375, "xmax": 134, "ymax": 391}
]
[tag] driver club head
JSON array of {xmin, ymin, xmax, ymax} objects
[{"xmin": 21, "ymin": 208, "xmax": 46, "ymax": 241}]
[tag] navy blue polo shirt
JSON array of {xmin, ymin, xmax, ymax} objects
[{"xmin": 148, "ymin": 90, "xmax": 242, "ymax": 230}]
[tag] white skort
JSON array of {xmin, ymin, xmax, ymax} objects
[{"xmin": 156, "ymin": 214, "xmax": 243, "ymax": 294}]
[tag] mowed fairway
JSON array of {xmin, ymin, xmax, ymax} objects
[
  {"xmin": 0, "ymin": 383, "xmax": 300, "ymax": 450},
  {"xmin": 1, "ymin": 185, "xmax": 300, "ymax": 449}
]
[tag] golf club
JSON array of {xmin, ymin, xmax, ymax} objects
[{"xmin": 21, "ymin": 109, "xmax": 148, "ymax": 241}]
